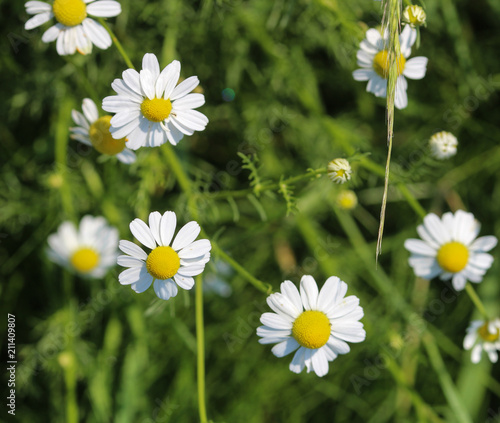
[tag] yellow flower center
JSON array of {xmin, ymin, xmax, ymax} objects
[
  {"xmin": 478, "ymin": 322, "xmax": 500, "ymax": 343},
  {"xmin": 89, "ymin": 116, "xmax": 127, "ymax": 155},
  {"xmin": 52, "ymin": 0, "xmax": 87, "ymax": 27},
  {"xmin": 336, "ymin": 169, "xmax": 346, "ymax": 178},
  {"xmin": 146, "ymin": 246, "xmax": 180, "ymax": 280},
  {"xmin": 337, "ymin": 191, "xmax": 357, "ymax": 210},
  {"xmin": 436, "ymin": 242, "xmax": 469, "ymax": 273},
  {"xmin": 140, "ymin": 98, "xmax": 172, "ymax": 122},
  {"xmin": 292, "ymin": 310, "xmax": 331, "ymax": 349},
  {"xmin": 70, "ymin": 247, "xmax": 99, "ymax": 273},
  {"xmin": 373, "ymin": 50, "xmax": 406, "ymax": 79}
]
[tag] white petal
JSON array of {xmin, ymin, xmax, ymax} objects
[
  {"xmin": 131, "ymin": 271, "xmax": 154, "ymax": 293},
  {"xmin": 116, "ymin": 149, "xmax": 136, "ymax": 164},
  {"xmin": 256, "ymin": 326, "xmax": 291, "ymax": 339},
  {"xmin": 159, "ymin": 211, "xmax": 176, "ymax": 247},
  {"xmin": 317, "ymin": 276, "xmax": 341, "ymax": 313},
  {"xmin": 25, "ymin": 12, "xmax": 52, "ymax": 30},
  {"xmin": 289, "ymin": 347, "xmax": 306, "ymax": 374},
  {"xmin": 366, "ymin": 74, "xmax": 387, "ymax": 97},
  {"xmin": 119, "ymin": 240, "xmax": 147, "ymax": 260},
  {"xmin": 41, "ymin": 24, "xmax": 61, "ymax": 42},
  {"xmin": 142, "ymin": 53, "xmax": 160, "ymax": 81},
  {"xmin": 111, "ymin": 110, "xmax": 141, "ymax": 127},
  {"xmin": 81, "ymin": 18, "xmax": 111, "ymax": 49},
  {"xmin": 177, "ymin": 263, "xmax": 205, "ymax": 277},
  {"xmin": 260, "ymin": 312, "xmax": 293, "ymax": 330},
  {"xmin": 86, "ymin": 0, "xmax": 121, "ymax": 17},
  {"xmin": 102, "ymin": 95, "xmax": 139, "ymax": 113},
  {"xmin": 140, "ymin": 69, "xmax": 156, "ymax": 100},
  {"xmin": 173, "ymin": 274, "xmax": 195, "ymax": 290},
  {"xmin": 451, "ymin": 273, "xmax": 467, "ymax": 291},
  {"xmin": 404, "ymin": 239, "xmax": 436, "ymax": 256},
  {"xmin": 468, "ymin": 253, "xmax": 494, "ymax": 270},
  {"xmin": 172, "ymin": 221, "xmax": 200, "ymax": 250},
  {"xmin": 463, "ymin": 332, "xmax": 477, "ymax": 350},
  {"xmin": 399, "ymin": 25, "xmax": 417, "ymax": 58},
  {"xmin": 353, "ymin": 68, "xmax": 375, "ymax": 81},
  {"xmin": 280, "ymin": 280, "xmax": 303, "ymax": 313},
  {"xmin": 130, "ymin": 218, "xmax": 156, "ymax": 249},
  {"xmin": 403, "ymin": 57, "xmax": 428, "ymax": 80},
  {"xmin": 122, "ymin": 69, "xmax": 143, "ymax": 96},
  {"xmin": 327, "ymin": 336, "xmax": 350, "ymax": 354},
  {"xmin": 173, "ymin": 110, "xmax": 208, "ymax": 132},
  {"xmin": 125, "ymin": 117, "xmax": 150, "ymax": 150},
  {"xmin": 111, "ymin": 79, "xmax": 143, "ymax": 103},
  {"xmin": 172, "ymin": 93, "xmax": 205, "ymax": 111},
  {"xmin": 267, "ymin": 292, "xmax": 301, "ymax": 320},
  {"xmin": 311, "ymin": 348, "xmax": 329, "ymax": 377},
  {"xmin": 471, "ymin": 344, "xmax": 483, "ymax": 363},
  {"xmin": 155, "ymin": 60, "xmax": 180, "ymax": 99},
  {"xmin": 328, "ymin": 296, "xmax": 360, "ymax": 319},
  {"xmin": 25, "ymin": 1, "xmax": 52, "ymax": 14},
  {"xmin": 154, "ymin": 279, "xmax": 178, "ymax": 300},
  {"xmin": 271, "ymin": 338, "xmax": 300, "ymax": 357},
  {"xmin": 470, "ymin": 236, "xmax": 498, "ymax": 252},
  {"xmin": 416, "ymin": 223, "xmax": 441, "ymax": 250},
  {"xmin": 170, "ymin": 75, "xmax": 200, "ymax": 100},
  {"xmin": 110, "ymin": 117, "xmax": 141, "ymax": 139},
  {"xmin": 82, "ymin": 98, "xmax": 99, "ymax": 123},
  {"xmin": 395, "ymin": 76, "xmax": 408, "ymax": 110},
  {"xmin": 178, "ymin": 239, "xmax": 211, "ymax": 259},
  {"xmin": 117, "ymin": 255, "xmax": 144, "ymax": 268},
  {"xmin": 423, "ymin": 213, "xmax": 451, "ymax": 244},
  {"xmin": 300, "ymin": 275, "xmax": 319, "ymax": 310},
  {"xmin": 119, "ymin": 265, "xmax": 145, "ymax": 285},
  {"xmin": 148, "ymin": 211, "xmax": 162, "ymax": 246}
]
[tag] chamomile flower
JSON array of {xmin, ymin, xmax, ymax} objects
[
  {"xmin": 70, "ymin": 98, "xmax": 136, "ymax": 164},
  {"xmin": 257, "ymin": 275, "xmax": 365, "ymax": 377},
  {"xmin": 328, "ymin": 159, "xmax": 352, "ymax": 184},
  {"xmin": 118, "ymin": 211, "xmax": 211, "ymax": 301},
  {"xmin": 102, "ymin": 54, "xmax": 208, "ymax": 149},
  {"xmin": 404, "ymin": 210, "xmax": 498, "ymax": 291},
  {"xmin": 47, "ymin": 215, "xmax": 119, "ymax": 278},
  {"xmin": 352, "ymin": 25, "xmax": 428, "ymax": 109},
  {"xmin": 403, "ymin": 5, "xmax": 426, "ymax": 27},
  {"xmin": 429, "ymin": 131, "xmax": 458, "ymax": 160},
  {"xmin": 24, "ymin": 0, "xmax": 121, "ymax": 56},
  {"xmin": 463, "ymin": 319, "xmax": 500, "ymax": 363}
]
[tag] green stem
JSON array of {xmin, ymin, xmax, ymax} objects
[
  {"xmin": 465, "ymin": 283, "xmax": 489, "ymax": 320},
  {"xmin": 396, "ymin": 183, "xmax": 427, "ymax": 219},
  {"xmin": 97, "ymin": 18, "xmax": 135, "ymax": 69},
  {"xmin": 195, "ymin": 275, "xmax": 208, "ymax": 423},
  {"xmin": 201, "ymin": 167, "xmax": 327, "ymax": 200}
]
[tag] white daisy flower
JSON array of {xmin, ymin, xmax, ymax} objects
[
  {"xmin": 463, "ymin": 319, "xmax": 500, "ymax": 363},
  {"xmin": 352, "ymin": 25, "xmax": 428, "ymax": 109},
  {"xmin": 70, "ymin": 98, "xmax": 136, "ymax": 164},
  {"xmin": 24, "ymin": 0, "xmax": 121, "ymax": 56},
  {"xmin": 118, "ymin": 211, "xmax": 211, "ymax": 301},
  {"xmin": 429, "ymin": 131, "xmax": 458, "ymax": 160},
  {"xmin": 257, "ymin": 275, "xmax": 366, "ymax": 377},
  {"xmin": 403, "ymin": 5, "xmax": 426, "ymax": 27},
  {"xmin": 327, "ymin": 158, "xmax": 352, "ymax": 184},
  {"xmin": 404, "ymin": 210, "xmax": 498, "ymax": 291},
  {"xmin": 47, "ymin": 215, "xmax": 119, "ymax": 278},
  {"xmin": 102, "ymin": 54, "xmax": 208, "ymax": 150},
  {"xmin": 336, "ymin": 190, "xmax": 358, "ymax": 210}
]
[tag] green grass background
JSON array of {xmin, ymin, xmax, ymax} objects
[{"xmin": 1, "ymin": 0, "xmax": 500, "ymax": 421}]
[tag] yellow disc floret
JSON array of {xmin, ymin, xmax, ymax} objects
[
  {"xmin": 70, "ymin": 247, "xmax": 99, "ymax": 273},
  {"xmin": 52, "ymin": 0, "xmax": 87, "ymax": 27},
  {"xmin": 478, "ymin": 322, "xmax": 500, "ymax": 343},
  {"xmin": 373, "ymin": 50, "xmax": 406, "ymax": 79},
  {"xmin": 292, "ymin": 310, "xmax": 331, "ymax": 349},
  {"xmin": 146, "ymin": 246, "xmax": 180, "ymax": 280},
  {"xmin": 89, "ymin": 116, "xmax": 127, "ymax": 155},
  {"xmin": 140, "ymin": 98, "xmax": 172, "ymax": 122},
  {"xmin": 436, "ymin": 242, "xmax": 469, "ymax": 273}
]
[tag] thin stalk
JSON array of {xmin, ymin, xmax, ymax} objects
[
  {"xmin": 465, "ymin": 283, "xmax": 489, "ymax": 320},
  {"xmin": 97, "ymin": 18, "xmax": 135, "ymax": 69},
  {"xmin": 195, "ymin": 275, "xmax": 208, "ymax": 423}
]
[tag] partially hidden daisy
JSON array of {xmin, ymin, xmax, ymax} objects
[
  {"xmin": 257, "ymin": 275, "xmax": 366, "ymax": 377},
  {"xmin": 70, "ymin": 98, "xmax": 136, "ymax": 164},
  {"xmin": 118, "ymin": 211, "xmax": 211, "ymax": 300},
  {"xmin": 463, "ymin": 319, "xmax": 500, "ymax": 363},
  {"xmin": 24, "ymin": 0, "xmax": 121, "ymax": 56},
  {"xmin": 352, "ymin": 25, "xmax": 428, "ymax": 109},
  {"xmin": 102, "ymin": 54, "xmax": 208, "ymax": 150},
  {"xmin": 404, "ymin": 210, "xmax": 498, "ymax": 291},
  {"xmin": 47, "ymin": 215, "xmax": 119, "ymax": 278},
  {"xmin": 327, "ymin": 158, "xmax": 352, "ymax": 184},
  {"xmin": 429, "ymin": 131, "xmax": 458, "ymax": 160}
]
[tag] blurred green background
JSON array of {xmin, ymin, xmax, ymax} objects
[{"xmin": 1, "ymin": 0, "xmax": 500, "ymax": 421}]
